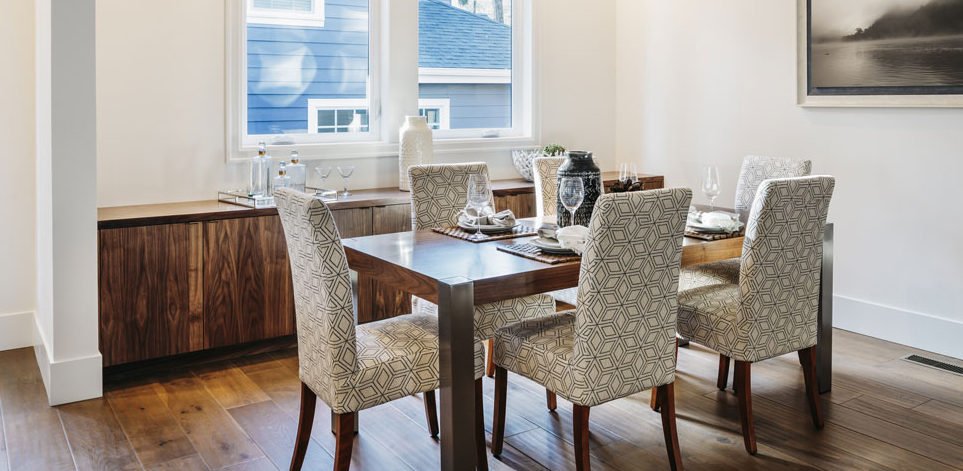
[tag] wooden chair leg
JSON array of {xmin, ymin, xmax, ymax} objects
[
  {"xmin": 333, "ymin": 411, "xmax": 356, "ymax": 471},
  {"xmin": 798, "ymin": 347, "xmax": 825, "ymax": 429},
  {"xmin": 651, "ymin": 339, "xmax": 679, "ymax": 412},
  {"xmin": 424, "ymin": 390, "xmax": 439, "ymax": 438},
  {"xmin": 491, "ymin": 366, "xmax": 508, "ymax": 457},
  {"xmin": 475, "ymin": 378, "xmax": 489, "ymax": 471},
  {"xmin": 486, "ymin": 339, "xmax": 496, "ymax": 378},
  {"xmin": 290, "ymin": 382, "xmax": 317, "ymax": 471},
  {"xmin": 546, "ymin": 390, "xmax": 557, "ymax": 412},
  {"xmin": 573, "ymin": 405, "xmax": 592, "ymax": 471},
  {"xmin": 717, "ymin": 355, "xmax": 731, "ymax": 391},
  {"xmin": 657, "ymin": 383, "xmax": 684, "ymax": 471},
  {"xmin": 734, "ymin": 360, "xmax": 757, "ymax": 455}
]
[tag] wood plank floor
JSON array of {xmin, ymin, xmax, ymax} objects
[{"xmin": 1, "ymin": 329, "xmax": 962, "ymax": 470}]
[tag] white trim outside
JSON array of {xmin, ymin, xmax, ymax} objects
[
  {"xmin": 418, "ymin": 67, "xmax": 511, "ymax": 84},
  {"xmin": 247, "ymin": 0, "xmax": 325, "ymax": 28},
  {"xmin": 306, "ymin": 98, "xmax": 373, "ymax": 135},
  {"xmin": 418, "ymin": 98, "xmax": 451, "ymax": 130}
]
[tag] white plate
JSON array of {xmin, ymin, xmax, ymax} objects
[
  {"xmin": 458, "ymin": 222, "xmax": 517, "ymax": 234},
  {"xmin": 687, "ymin": 221, "xmax": 743, "ymax": 233},
  {"xmin": 530, "ymin": 237, "xmax": 576, "ymax": 255}
]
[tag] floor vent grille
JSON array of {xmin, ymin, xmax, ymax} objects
[{"xmin": 902, "ymin": 354, "xmax": 963, "ymax": 377}]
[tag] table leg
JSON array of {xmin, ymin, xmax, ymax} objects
[
  {"xmin": 437, "ymin": 277, "xmax": 477, "ymax": 471},
  {"xmin": 817, "ymin": 223, "xmax": 834, "ymax": 394}
]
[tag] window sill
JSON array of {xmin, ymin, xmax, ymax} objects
[{"xmin": 228, "ymin": 135, "xmax": 539, "ymax": 162}]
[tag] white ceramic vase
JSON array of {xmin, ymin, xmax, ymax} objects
[{"xmin": 399, "ymin": 116, "xmax": 434, "ymax": 191}]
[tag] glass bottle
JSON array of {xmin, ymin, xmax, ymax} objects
[
  {"xmin": 272, "ymin": 162, "xmax": 290, "ymax": 194},
  {"xmin": 263, "ymin": 143, "xmax": 276, "ymax": 196},
  {"xmin": 248, "ymin": 141, "xmax": 267, "ymax": 196},
  {"xmin": 287, "ymin": 150, "xmax": 306, "ymax": 192}
]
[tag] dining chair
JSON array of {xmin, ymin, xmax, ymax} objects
[
  {"xmin": 672, "ymin": 176, "xmax": 835, "ymax": 455},
  {"xmin": 532, "ymin": 156, "xmax": 578, "ymax": 307},
  {"xmin": 681, "ymin": 155, "xmax": 813, "ymax": 291},
  {"xmin": 274, "ymin": 189, "xmax": 489, "ymax": 471},
  {"xmin": 491, "ymin": 188, "xmax": 693, "ymax": 471},
  {"xmin": 407, "ymin": 162, "xmax": 556, "ymax": 382}
]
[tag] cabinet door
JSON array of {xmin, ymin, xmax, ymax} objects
[
  {"xmin": 99, "ymin": 224, "xmax": 201, "ymax": 366},
  {"xmin": 331, "ymin": 208, "xmax": 372, "ymax": 238},
  {"xmin": 494, "ymin": 193, "xmax": 536, "ymax": 218},
  {"xmin": 203, "ymin": 216, "xmax": 295, "ymax": 348},
  {"xmin": 372, "ymin": 204, "xmax": 411, "ymax": 235}
]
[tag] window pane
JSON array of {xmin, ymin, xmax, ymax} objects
[
  {"xmin": 247, "ymin": 1, "xmax": 370, "ymax": 136},
  {"xmin": 418, "ymin": 0, "xmax": 512, "ymax": 131}
]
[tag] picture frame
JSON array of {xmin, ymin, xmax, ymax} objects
[{"xmin": 797, "ymin": 0, "xmax": 963, "ymax": 107}]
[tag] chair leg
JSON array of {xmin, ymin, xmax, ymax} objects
[
  {"xmin": 290, "ymin": 382, "xmax": 317, "ymax": 471},
  {"xmin": 486, "ymin": 339, "xmax": 496, "ymax": 378},
  {"xmin": 573, "ymin": 405, "xmax": 592, "ymax": 471},
  {"xmin": 798, "ymin": 347, "xmax": 825, "ymax": 429},
  {"xmin": 332, "ymin": 411, "xmax": 356, "ymax": 471},
  {"xmin": 475, "ymin": 378, "xmax": 489, "ymax": 471},
  {"xmin": 546, "ymin": 390, "xmax": 557, "ymax": 412},
  {"xmin": 491, "ymin": 366, "xmax": 508, "ymax": 457},
  {"xmin": 717, "ymin": 355, "xmax": 731, "ymax": 391},
  {"xmin": 651, "ymin": 338, "xmax": 679, "ymax": 412},
  {"xmin": 657, "ymin": 383, "xmax": 684, "ymax": 471},
  {"xmin": 424, "ymin": 390, "xmax": 439, "ymax": 438},
  {"xmin": 734, "ymin": 360, "xmax": 757, "ymax": 455}
]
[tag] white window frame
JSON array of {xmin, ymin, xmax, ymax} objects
[
  {"xmin": 247, "ymin": 0, "xmax": 326, "ymax": 28},
  {"xmin": 417, "ymin": 98, "xmax": 451, "ymax": 130},
  {"xmin": 226, "ymin": 0, "xmax": 536, "ymax": 161},
  {"xmin": 307, "ymin": 98, "xmax": 373, "ymax": 134}
]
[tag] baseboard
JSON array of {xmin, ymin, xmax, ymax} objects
[
  {"xmin": 835, "ymin": 295, "xmax": 963, "ymax": 360},
  {"xmin": 32, "ymin": 316, "xmax": 103, "ymax": 406},
  {"xmin": 0, "ymin": 311, "xmax": 34, "ymax": 351}
]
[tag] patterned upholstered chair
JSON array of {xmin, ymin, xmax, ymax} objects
[
  {"xmin": 274, "ymin": 189, "xmax": 488, "ymax": 471},
  {"xmin": 679, "ymin": 155, "xmax": 812, "ymax": 292},
  {"xmin": 674, "ymin": 176, "xmax": 834, "ymax": 455},
  {"xmin": 491, "ymin": 189, "xmax": 693, "ymax": 471},
  {"xmin": 407, "ymin": 162, "xmax": 556, "ymax": 380},
  {"xmin": 532, "ymin": 156, "xmax": 579, "ymax": 307}
]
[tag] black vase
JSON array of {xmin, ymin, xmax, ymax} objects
[{"xmin": 556, "ymin": 151, "xmax": 602, "ymax": 227}]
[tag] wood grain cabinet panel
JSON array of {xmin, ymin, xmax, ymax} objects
[
  {"xmin": 203, "ymin": 216, "xmax": 295, "ymax": 349},
  {"xmin": 331, "ymin": 208, "xmax": 372, "ymax": 238},
  {"xmin": 494, "ymin": 194, "xmax": 535, "ymax": 219},
  {"xmin": 372, "ymin": 204, "xmax": 412, "ymax": 235},
  {"xmin": 99, "ymin": 224, "xmax": 199, "ymax": 366}
]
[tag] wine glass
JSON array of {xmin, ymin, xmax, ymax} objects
[
  {"xmin": 466, "ymin": 174, "xmax": 492, "ymax": 240},
  {"xmin": 702, "ymin": 166, "xmax": 721, "ymax": 211},
  {"xmin": 314, "ymin": 166, "xmax": 332, "ymax": 190},
  {"xmin": 559, "ymin": 177, "xmax": 585, "ymax": 227},
  {"xmin": 337, "ymin": 165, "xmax": 355, "ymax": 198},
  {"xmin": 618, "ymin": 162, "xmax": 638, "ymax": 184}
]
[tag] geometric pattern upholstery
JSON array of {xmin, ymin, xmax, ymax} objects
[
  {"xmin": 406, "ymin": 162, "xmax": 555, "ymax": 341},
  {"xmin": 533, "ymin": 156, "xmax": 566, "ymax": 219},
  {"xmin": 734, "ymin": 155, "xmax": 812, "ymax": 213},
  {"xmin": 274, "ymin": 189, "xmax": 485, "ymax": 414},
  {"xmin": 679, "ymin": 258, "xmax": 741, "ymax": 291},
  {"xmin": 495, "ymin": 189, "xmax": 692, "ymax": 407},
  {"xmin": 678, "ymin": 176, "xmax": 835, "ymax": 363}
]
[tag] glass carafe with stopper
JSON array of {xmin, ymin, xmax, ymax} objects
[{"xmin": 248, "ymin": 141, "xmax": 268, "ymax": 196}]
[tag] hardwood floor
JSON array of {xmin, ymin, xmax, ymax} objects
[{"xmin": 1, "ymin": 329, "xmax": 962, "ymax": 470}]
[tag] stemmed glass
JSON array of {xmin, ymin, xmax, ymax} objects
[
  {"xmin": 466, "ymin": 174, "xmax": 492, "ymax": 240},
  {"xmin": 337, "ymin": 165, "xmax": 355, "ymax": 198},
  {"xmin": 618, "ymin": 163, "xmax": 638, "ymax": 184},
  {"xmin": 314, "ymin": 166, "xmax": 332, "ymax": 190},
  {"xmin": 702, "ymin": 166, "xmax": 721, "ymax": 211},
  {"xmin": 559, "ymin": 177, "xmax": 585, "ymax": 227}
]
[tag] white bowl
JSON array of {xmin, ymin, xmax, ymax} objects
[{"xmin": 511, "ymin": 148, "xmax": 543, "ymax": 182}]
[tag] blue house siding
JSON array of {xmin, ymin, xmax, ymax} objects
[{"xmin": 247, "ymin": 0, "xmax": 512, "ymax": 135}]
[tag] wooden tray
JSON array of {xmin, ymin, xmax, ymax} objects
[
  {"xmin": 497, "ymin": 243, "xmax": 581, "ymax": 265},
  {"xmin": 685, "ymin": 229, "xmax": 745, "ymax": 241},
  {"xmin": 433, "ymin": 225, "xmax": 537, "ymax": 243}
]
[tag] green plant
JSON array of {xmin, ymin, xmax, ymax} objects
[{"xmin": 542, "ymin": 144, "xmax": 566, "ymax": 156}]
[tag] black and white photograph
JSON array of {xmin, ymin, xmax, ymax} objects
[{"xmin": 809, "ymin": 0, "xmax": 963, "ymax": 93}]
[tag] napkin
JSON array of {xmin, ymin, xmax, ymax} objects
[
  {"xmin": 537, "ymin": 223, "xmax": 559, "ymax": 240},
  {"xmin": 556, "ymin": 225, "xmax": 590, "ymax": 254},
  {"xmin": 458, "ymin": 207, "xmax": 516, "ymax": 227}
]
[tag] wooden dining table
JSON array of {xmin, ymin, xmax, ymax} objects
[{"xmin": 341, "ymin": 215, "xmax": 834, "ymax": 471}]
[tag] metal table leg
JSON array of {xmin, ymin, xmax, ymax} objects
[
  {"xmin": 817, "ymin": 223, "xmax": 834, "ymax": 394},
  {"xmin": 437, "ymin": 277, "xmax": 477, "ymax": 471}
]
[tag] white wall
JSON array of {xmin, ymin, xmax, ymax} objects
[
  {"xmin": 95, "ymin": 0, "xmax": 617, "ymax": 207},
  {"xmin": 617, "ymin": 0, "xmax": 963, "ymax": 358},
  {"xmin": 0, "ymin": 0, "xmax": 38, "ymax": 350}
]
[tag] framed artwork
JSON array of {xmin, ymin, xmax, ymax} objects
[{"xmin": 797, "ymin": 0, "xmax": 963, "ymax": 107}]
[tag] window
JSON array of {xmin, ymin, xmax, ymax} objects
[
  {"xmin": 247, "ymin": 0, "xmax": 326, "ymax": 27},
  {"xmin": 227, "ymin": 0, "xmax": 532, "ymax": 159}
]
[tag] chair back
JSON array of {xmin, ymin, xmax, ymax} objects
[
  {"xmin": 533, "ymin": 156, "xmax": 566, "ymax": 219},
  {"xmin": 738, "ymin": 176, "xmax": 835, "ymax": 360},
  {"xmin": 407, "ymin": 162, "xmax": 492, "ymax": 230},
  {"xmin": 571, "ymin": 188, "xmax": 692, "ymax": 405},
  {"xmin": 274, "ymin": 189, "xmax": 357, "ymax": 403},
  {"xmin": 734, "ymin": 155, "xmax": 812, "ymax": 213}
]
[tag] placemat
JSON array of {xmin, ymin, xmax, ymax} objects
[
  {"xmin": 685, "ymin": 228, "xmax": 745, "ymax": 241},
  {"xmin": 432, "ymin": 225, "xmax": 537, "ymax": 243},
  {"xmin": 497, "ymin": 243, "xmax": 581, "ymax": 265}
]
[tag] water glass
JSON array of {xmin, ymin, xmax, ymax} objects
[
  {"xmin": 467, "ymin": 174, "xmax": 492, "ymax": 239},
  {"xmin": 337, "ymin": 166, "xmax": 355, "ymax": 198},
  {"xmin": 559, "ymin": 177, "xmax": 585, "ymax": 226},
  {"xmin": 702, "ymin": 166, "xmax": 721, "ymax": 211},
  {"xmin": 618, "ymin": 163, "xmax": 639, "ymax": 184}
]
